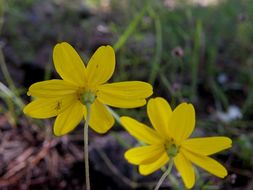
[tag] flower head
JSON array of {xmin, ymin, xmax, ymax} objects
[
  {"xmin": 24, "ymin": 42, "xmax": 153, "ymax": 136},
  {"xmin": 121, "ymin": 97, "xmax": 232, "ymax": 189}
]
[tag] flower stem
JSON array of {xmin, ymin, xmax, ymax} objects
[
  {"xmin": 154, "ymin": 159, "xmax": 174, "ymax": 190},
  {"xmin": 84, "ymin": 103, "xmax": 91, "ymax": 190}
]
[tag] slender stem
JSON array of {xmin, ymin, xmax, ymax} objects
[
  {"xmin": 154, "ymin": 159, "xmax": 174, "ymax": 190},
  {"xmin": 84, "ymin": 103, "xmax": 91, "ymax": 190}
]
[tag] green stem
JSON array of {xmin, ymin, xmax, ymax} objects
[
  {"xmin": 154, "ymin": 159, "xmax": 174, "ymax": 190},
  {"xmin": 84, "ymin": 103, "xmax": 91, "ymax": 190}
]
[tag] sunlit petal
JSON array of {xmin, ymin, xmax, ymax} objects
[
  {"xmin": 97, "ymin": 81, "xmax": 153, "ymax": 108},
  {"xmin": 182, "ymin": 137, "xmax": 232, "ymax": 156},
  {"xmin": 168, "ymin": 103, "xmax": 195, "ymax": 144},
  {"xmin": 88, "ymin": 99, "xmax": 114, "ymax": 133},
  {"xmin": 23, "ymin": 95, "xmax": 76, "ymax": 118},
  {"xmin": 139, "ymin": 152, "xmax": 169, "ymax": 175},
  {"xmin": 174, "ymin": 152, "xmax": 195, "ymax": 189},
  {"xmin": 125, "ymin": 145, "xmax": 165, "ymax": 165},
  {"xmin": 53, "ymin": 42, "xmax": 86, "ymax": 86},
  {"xmin": 182, "ymin": 148, "xmax": 228, "ymax": 178},
  {"xmin": 28, "ymin": 79, "xmax": 78, "ymax": 98},
  {"xmin": 54, "ymin": 100, "xmax": 84, "ymax": 136},
  {"xmin": 120, "ymin": 116, "xmax": 162, "ymax": 145},
  {"xmin": 87, "ymin": 45, "xmax": 115, "ymax": 86},
  {"xmin": 147, "ymin": 97, "xmax": 172, "ymax": 138}
]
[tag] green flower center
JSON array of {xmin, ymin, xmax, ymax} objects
[
  {"xmin": 81, "ymin": 91, "xmax": 96, "ymax": 105},
  {"xmin": 165, "ymin": 139, "xmax": 179, "ymax": 157}
]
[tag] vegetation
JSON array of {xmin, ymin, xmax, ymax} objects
[{"xmin": 0, "ymin": 0, "xmax": 253, "ymax": 189}]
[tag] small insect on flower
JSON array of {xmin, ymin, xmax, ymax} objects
[
  {"xmin": 121, "ymin": 97, "xmax": 232, "ymax": 189},
  {"xmin": 23, "ymin": 42, "xmax": 153, "ymax": 136}
]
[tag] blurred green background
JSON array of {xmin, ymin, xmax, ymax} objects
[{"xmin": 0, "ymin": 0, "xmax": 253, "ymax": 189}]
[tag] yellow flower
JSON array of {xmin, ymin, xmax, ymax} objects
[
  {"xmin": 120, "ymin": 97, "xmax": 232, "ymax": 189},
  {"xmin": 23, "ymin": 42, "xmax": 153, "ymax": 136}
]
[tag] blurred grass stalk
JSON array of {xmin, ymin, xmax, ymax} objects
[
  {"xmin": 148, "ymin": 6, "xmax": 162, "ymax": 85},
  {"xmin": 0, "ymin": 0, "xmax": 24, "ymax": 125},
  {"xmin": 113, "ymin": 2, "xmax": 148, "ymax": 52},
  {"xmin": 0, "ymin": 81, "xmax": 24, "ymax": 125},
  {"xmin": 112, "ymin": 1, "xmax": 163, "ymax": 85},
  {"xmin": 0, "ymin": 0, "xmax": 3, "ymax": 30},
  {"xmin": 107, "ymin": 106, "xmax": 132, "ymax": 148},
  {"xmin": 0, "ymin": 47, "xmax": 17, "ymax": 93},
  {"xmin": 190, "ymin": 19, "xmax": 202, "ymax": 102}
]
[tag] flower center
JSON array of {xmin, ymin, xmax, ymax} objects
[
  {"xmin": 164, "ymin": 139, "xmax": 179, "ymax": 157},
  {"xmin": 81, "ymin": 91, "xmax": 96, "ymax": 105}
]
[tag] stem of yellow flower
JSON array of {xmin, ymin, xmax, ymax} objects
[
  {"xmin": 154, "ymin": 159, "xmax": 174, "ymax": 190},
  {"xmin": 84, "ymin": 103, "xmax": 91, "ymax": 190}
]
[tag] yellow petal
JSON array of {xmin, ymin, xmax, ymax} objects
[
  {"xmin": 53, "ymin": 42, "xmax": 86, "ymax": 86},
  {"xmin": 88, "ymin": 99, "xmax": 114, "ymax": 133},
  {"xmin": 97, "ymin": 81, "xmax": 153, "ymax": 108},
  {"xmin": 28, "ymin": 79, "xmax": 78, "ymax": 98},
  {"xmin": 54, "ymin": 100, "xmax": 84, "ymax": 136},
  {"xmin": 168, "ymin": 103, "xmax": 195, "ymax": 144},
  {"xmin": 86, "ymin": 45, "xmax": 115, "ymax": 86},
  {"xmin": 182, "ymin": 137, "xmax": 232, "ymax": 156},
  {"xmin": 147, "ymin": 97, "xmax": 172, "ymax": 138},
  {"xmin": 182, "ymin": 149, "xmax": 228, "ymax": 178},
  {"xmin": 139, "ymin": 152, "xmax": 169, "ymax": 175},
  {"xmin": 125, "ymin": 145, "xmax": 165, "ymax": 165},
  {"xmin": 120, "ymin": 116, "xmax": 162, "ymax": 145},
  {"xmin": 174, "ymin": 152, "xmax": 195, "ymax": 189},
  {"xmin": 23, "ymin": 95, "xmax": 76, "ymax": 118}
]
